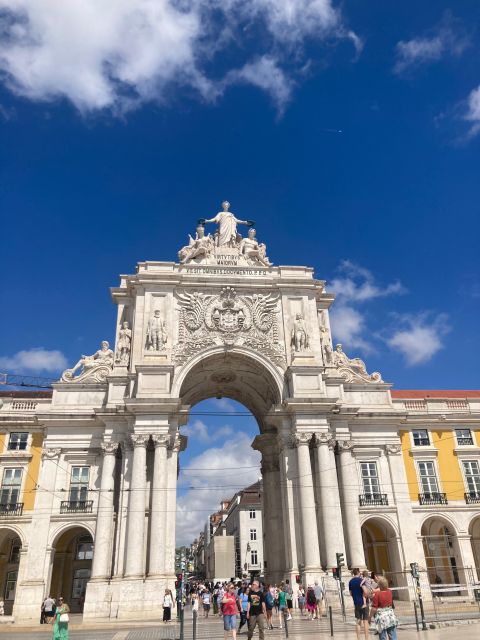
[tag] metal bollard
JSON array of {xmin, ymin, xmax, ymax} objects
[
  {"xmin": 193, "ymin": 609, "xmax": 197, "ymax": 640},
  {"xmin": 413, "ymin": 601, "xmax": 419, "ymax": 633},
  {"xmin": 328, "ymin": 605, "xmax": 334, "ymax": 637},
  {"xmin": 283, "ymin": 608, "xmax": 289, "ymax": 638},
  {"xmin": 180, "ymin": 605, "xmax": 185, "ymax": 640}
]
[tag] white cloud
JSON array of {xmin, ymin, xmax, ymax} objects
[
  {"xmin": 0, "ymin": 0, "xmax": 358, "ymax": 114},
  {"xmin": 176, "ymin": 432, "xmax": 261, "ymax": 545},
  {"xmin": 330, "ymin": 305, "xmax": 370, "ymax": 352},
  {"xmin": 0, "ymin": 347, "xmax": 68, "ymax": 373},
  {"xmin": 394, "ymin": 13, "xmax": 469, "ymax": 74},
  {"xmin": 463, "ymin": 86, "xmax": 480, "ymax": 138},
  {"xmin": 386, "ymin": 314, "xmax": 450, "ymax": 366},
  {"xmin": 181, "ymin": 419, "xmax": 234, "ymax": 443}
]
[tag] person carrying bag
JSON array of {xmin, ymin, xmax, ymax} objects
[{"xmin": 368, "ymin": 577, "xmax": 398, "ymax": 640}]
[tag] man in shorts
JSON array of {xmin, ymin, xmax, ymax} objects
[
  {"xmin": 284, "ymin": 579, "xmax": 293, "ymax": 620},
  {"xmin": 247, "ymin": 580, "xmax": 266, "ymax": 640},
  {"xmin": 349, "ymin": 569, "xmax": 369, "ymax": 640},
  {"xmin": 202, "ymin": 589, "xmax": 211, "ymax": 618}
]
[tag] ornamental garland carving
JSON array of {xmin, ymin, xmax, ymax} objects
[{"xmin": 173, "ymin": 287, "xmax": 285, "ymax": 367}]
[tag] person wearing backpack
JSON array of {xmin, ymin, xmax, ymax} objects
[
  {"xmin": 264, "ymin": 584, "xmax": 274, "ymax": 629},
  {"xmin": 284, "ymin": 579, "xmax": 293, "ymax": 620},
  {"xmin": 306, "ymin": 586, "xmax": 316, "ymax": 620}
]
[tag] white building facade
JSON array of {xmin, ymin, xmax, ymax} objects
[{"xmin": 0, "ymin": 204, "xmax": 479, "ymax": 621}]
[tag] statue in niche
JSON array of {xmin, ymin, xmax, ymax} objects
[
  {"xmin": 324, "ymin": 341, "xmax": 333, "ymax": 364},
  {"xmin": 146, "ymin": 309, "xmax": 167, "ymax": 351},
  {"xmin": 291, "ymin": 313, "xmax": 310, "ymax": 352},
  {"xmin": 240, "ymin": 228, "xmax": 271, "ymax": 266},
  {"xmin": 201, "ymin": 200, "xmax": 253, "ymax": 248},
  {"xmin": 115, "ymin": 321, "xmax": 132, "ymax": 366},
  {"xmin": 178, "ymin": 225, "xmax": 215, "ymax": 264},
  {"xmin": 61, "ymin": 341, "xmax": 114, "ymax": 382}
]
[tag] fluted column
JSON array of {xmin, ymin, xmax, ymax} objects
[
  {"xmin": 124, "ymin": 434, "xmax": 148, "ymax": 578},
  {"xmin": 164, "ymin": 435, "xmax": 181, "ymax": 575},
  {"xmin": 314, "ymin": 432, "xmax": 345, "ymax": 567},
  {"xmin": 338, "ymin": 440, "xmax": 366, "ymax": 568},
  {"xmin": 91, "ymin": 442, "xmax": 119, "ymax": 580},
  {"xmin": 278, "ymin": 436, "xmax": 298, "ymax": 576},
  {"xmin": 148, "ymin": 434, "xmax": 170, "ymax": 577},
  {"xmin": 295, "ymin": 433, "xmax": 321, "ymax": 571}
]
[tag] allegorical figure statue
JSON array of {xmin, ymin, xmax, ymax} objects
[
  {"xmin": 332, "ymin": 343, "xmax": 383, "ymax": 383},
  {"xmin": 202, "ymin": 200, "xmax": 252, "ymax": 247},
  {"xmin": 146, "ymin": 309, "xmax": 167, "ymax": 351},
  {"xmin": 291, "ymin": 313, "xmax": 310, "ymax": 352},
  {"xmin": 116, "ymin": 321, "xmax": 132, "ymax": 366},
  {"xmin": 240, "ymin": 228, "xmax": 271, "ymax": 266},
  {"xmin": 62, "ymin": 341, "xmax": 114, "ymax": 382},
  {"xmin": 178, "ymin": 225, "xmax": 215, "ymax": 263},
  {"xmin": 323, "ymin": 341, "xmax": 333, "ymax": 364}
]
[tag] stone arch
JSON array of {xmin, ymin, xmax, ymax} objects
[
  {"xmin": 361, "ymin": 516, "xmax": 402, "ymax": 577},
  {"xmin": 174, "ymin": 346, "xmax": 285, "ymax": 431},
  {"xmin": 421, "ymin": 515, "xmax": 464, "ymax": 589},
  {"xmin": 468, "ymin": 515, "xmax": 480, "ymax": 572},
  {"xmin": 50, "ymin": 521, "xmax": 95, "ymax": 548},
  {"xmin": 0, "ymin": 526, "xmax": 24, "ymax": 615},
  {"xmin": 49, "ymin": 524, "xmax": 94, "ymax": 612}
]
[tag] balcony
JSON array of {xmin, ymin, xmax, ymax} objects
[
  {"xmin": 418, "ymin": 492, "xmax": 448, "ymax": 506},
  {"xmin": 60, "ymin": 500, "xmax": 93, "ymax": 514},
  {"xmin": 0, "ymin": 503, "xmax": 24, "ymax": 516},
  {"xmin": 359, "ymin": 493, "xmax": 388, "ymax": 506},
  {"xmin": 465, "ymin": 492, "xmax": 480, "ymax": 504}
]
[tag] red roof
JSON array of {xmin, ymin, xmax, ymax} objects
[
  {"xmin": 0, "ymin": 390, "xmax": 53, "ymax": 398},
  {"xmin": 391, "ymin": 390, "xmax": 480, "ymax": 399}
]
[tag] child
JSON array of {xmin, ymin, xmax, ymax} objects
[{"xmin": 298, "ymin": 586, "xmax": 306, "ymax": 616}]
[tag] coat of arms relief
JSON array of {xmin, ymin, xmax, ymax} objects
[{"xmin": 173, "ymin": 287, "xmax": 286, "ymax": 367}]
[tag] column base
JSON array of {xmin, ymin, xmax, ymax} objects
[
  {"xmin": 12, "ymin": 580, "xmax": 46, "ymax": 622},
  {"xmin": 83, "ymin": 575, "xmax": 177, "ymax": 620}
]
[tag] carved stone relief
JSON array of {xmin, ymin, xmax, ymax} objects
[
  {"xmin": 173, "ymin": 286, "xmax": 285, "ymax": 367},
  {"xmin": 329, "ymin": 343, "xmax": 384, "ymax": 384},
  {"xmin": 61, "ymin": 341, "xmax": 114, "ymax": 383}
]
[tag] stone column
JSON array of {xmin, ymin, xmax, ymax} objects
[
  {"xmin": 148, "ymin": 434, "xmax": 170, "ymax": 577},
  {"xmin": 338, "ymin": 440, "xmax": 366, "ymax": 569},
  {"xmin": 278, "ymin": 435, "xmax": 299, "ymax": 578},
  {"xmin": 295, "ymin": 433, "xmax": 322, "ymax": 572},
  {"xmin": 314, "ymin": 432, "xmax": 345, "ymax": 567},
  {"xmin": 91, "ymin": 442, "xmax": 118, "ymax": 581},
  {"xmin": 124, "ymin": 434, "xmax": 148, "ymax": 578},
  {"xmin": 164, "ymin": 435, "xmax": 181, "ymax": 576}
]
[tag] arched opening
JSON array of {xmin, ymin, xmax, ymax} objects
[
  {"xmin": 469, "ymin": 516, "xmax": 480, "ymax": 579},
  {"xmin": 0, "ymin": 528, "xmax": 22, "ymax": 615},
  {"xmin": 421, "ymin": 517, "xmax": 465, "ymax": 592},
  {"xmin": 50, "ymin": 526, "xmax": 93, "ymax": 612},
  {"xmin": 361, "ymin": 518, "xmax": 404, "ymax": 598},
  {"xmin": 175, "ymin": 350, "xmax": 284, "ymax": 583}
]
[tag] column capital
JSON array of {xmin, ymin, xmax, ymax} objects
[
  {"xmin": 101, "ymin": 441, "xmax": 119, "ymax": 456},
  {"xmin": 170, "ymin": 434, "xmax": 182, "ymax": 452},
  {"xmin": 152, "ymin": 434, "xmax": 170, "ymax": 448},
  {"xmin": 294, "ymin": 432, "xmax": 314, "ymax": 446},
  {"xmin": 313, "ymin": 432, "xmax": 336, "ymax": 449},
  {"xmin": 130, "ymin": 434, "xmax": 149, "ymax": 448},
  {"xmin": 41, "ymin": 447, "xmax": 62, "ymax": 460},
  {"xmin": 338, "ymin": 439, "xmax": 354, "ymax": 452},
  {"xmin": 385, "ymin": 444, "xmax": 402, "ymax": 456}
]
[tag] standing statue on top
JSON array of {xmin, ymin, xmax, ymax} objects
[{"xmin": 201, "ymin": 201, "xmax": 254, "ymax": 247}]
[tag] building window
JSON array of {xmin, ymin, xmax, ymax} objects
[
  {"xmin": 463, "ymin": 461, "xmax": 480, "ymax": 495},
  {"xmin": 69, "ymin": 467, "xmax": 89, "ymax": 502},
  {"xmin": 76, "ymin": 535, "xmax": 94, "ymax": 560},
  {"xmin": 250, "ymin": 550, "xmax": 258, "ymax": 565},
  {"xmin": 250, "ymin": 529, "xmax": 257, "ymax": 541},
  {"xmin": 412, "ymin": 430, "xmax": 430, "ymax": 446},
  {"xmin": 249, "ymin": 508, "xmax": 256, "ymax": 519},
  {"xmin": 9, "ymin": 539, "xmax": 21, "ymax": 564},
  {"xmin": 4, "ymin": 571, "xmax": 17, "ymax": 601},
  {"xmin": 0, "ymin": 468, "xmax": 22, "ymax": 506},
  {"xmin": 360, "ymin": 462, "xmax": 381, "ymax": 497},
  {"xmin": 7, "ymin": 433, "xmax": 28, "ymax": 451},
  {"xmin": 456, "ymin": 429, "xmax": 474, "ymax": 446},
  {"xmin": 72, "ymin": 568, "xmax": 91, "ymax": 599},
  {"xmin": 418, "ymin": 461, "xmax": 440, "ymax": 494}
]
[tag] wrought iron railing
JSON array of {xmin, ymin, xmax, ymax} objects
[
  {"xmin": 465, "ymin": 491, "xmax": 480, "ymax": 504},
  {"xmin": 418, "ymin": 492, "xmax": 448, "ymax": 505},
  {"xmin": 0, "ymin": 503, "xmax": 24, "ymax": 516},
  {"xmin": 359, "ymin": 493, "xmax": 388, "ymax": 506},
  {"xmin": 60, "ymin": 500, "xmax": 93, "ymax": 514}
]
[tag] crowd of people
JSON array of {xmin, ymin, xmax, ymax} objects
[{"xmin": 349, "ymin": 569, "xmax": 398, "ymax": 640}]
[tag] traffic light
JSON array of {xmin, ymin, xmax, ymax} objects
[
  {"xmin": 336, "ymin": 552, "xmax": 345, "ymax": 569},
  {"xmin": 332, "ymin": 567, "xmax": 339, "ymax": 580}
]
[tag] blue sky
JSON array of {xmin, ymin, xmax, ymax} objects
[{"xmin": 1, "ymin": 0, "xmax": 480, "ymax": 544}]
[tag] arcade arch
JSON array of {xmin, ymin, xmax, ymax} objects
[
  {"xmin": 421, "ymin": 516, "xmax": 465, "ymax": 589},
  {"xmin": 49, "ymin": 526, "xmax": 93, "ymax": 612},
  {"xmin": 469, "ymin": 516, "xmax": 480, "ymax": 576},
  {"xmin": 0, "ymin": 527, "xmax": 23, "ymax": 615}
]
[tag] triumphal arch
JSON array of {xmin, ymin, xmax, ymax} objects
[{"xmin": 13, "ymin": 202, "xmax": 418, "ymax": 622}]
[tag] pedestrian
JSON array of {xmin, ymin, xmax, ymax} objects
[
  {"xmin": 297, "ymin": 585, "xmax": 305, "ymax": 616},
  {"xmin": 238, "ymin": 586, "xmax": 249, "ymax": 632},
  {"xmin": 163, "ymin": 588, "xmax": 175, "ymax": 623},
  {"xmin": 277, "ymin": 584, "xmax": 287, "ymax": 629},
  {"xmin": 264, "ymin": 583, "xmax": 274, "ymax": 629},
  {"xmin": 361, "ymin": 571, "xmax": 378, "ymax": 606},
  {"xmin": 313, "ymin": 580, "xmax": 324, "ymax": 619},
  {"xmin": 284, "ymin": 579, "xmax": 293, "ymax": 620},
  {"xmin": 349, "ymin": 569, "xmax": 369, "ymax": 640},
  {"xmin": 247, "ymin": 580, "xmax": 266, "ymax": 640},
  {"xmin": 43, "ymin": 595, "xmax": 56, "ymax": 624},
  {"xmin": 222, "ymin": 583, "xmax": 239, "ymax": 640},
  {"xmin": 213, "ymin": 584, "xmax": 220, "ymax": 615},
  {"xmin": 217, "ymin": 583, "xmax": 226, "ymax": 617},
  {"xmin": 191, "ymin": 592, "xmax": 199, "ymax": 618},
  {"xmin": 368, "ymin": 576, "xmax": 398, "ymax": 640},
  {"xmin": 51, "ymin": 596, "xmax": 70, "ymax": 640},
  {"xmin": 202, "ymin": 589, "xmax": 211, "ymax": 618},
  {"xmin": 306, "ymin": 586, "xmax": 316, "ymax": 620}
]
